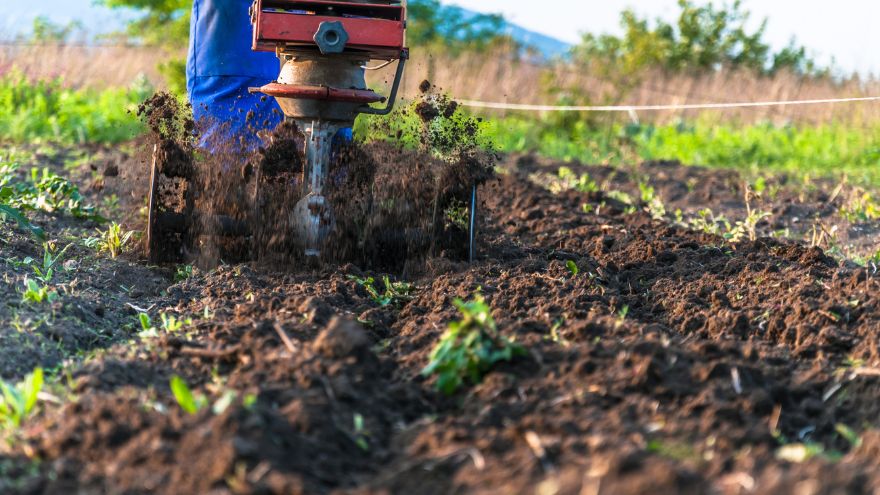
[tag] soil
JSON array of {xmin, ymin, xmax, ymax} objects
[{"xmin": 4, "ymin": 102, "xmax": 880, "ymax": 494}]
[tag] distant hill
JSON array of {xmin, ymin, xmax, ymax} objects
[
  {"xmin": 501, "ymin": 23, "xmax": 572, "ymax": 59},
  {"xmin": 456, "ymin": 7, "xmax": 572, "ymax": 59}
]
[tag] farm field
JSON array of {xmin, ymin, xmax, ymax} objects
[
  {"xmin": 3, "ymin": 116, "xmax": 880, "ymax": 492},
  {"xmin": 4, "ymin": 1, "xmax": 880, "ymax": 493}
]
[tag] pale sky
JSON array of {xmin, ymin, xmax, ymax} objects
[
  {"xmin": 450, "ymin": 0, "xmax": 880, "ymax": 75},
  {"xmin": 3, "ymin": 0, "xmax": 879, "ymax": 75}
]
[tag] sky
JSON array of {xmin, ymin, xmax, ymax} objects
[{"xmin": 3, "ymin": 0, "xmax": 879, "ymax": 75}]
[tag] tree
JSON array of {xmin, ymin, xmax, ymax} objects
[
  {"xmin": 406, "ymin": 0, "xmax": 511, "ymax": 52},
  {"xmin": 98, "ymin": 0, "xmax": 191, "ymax": 50},
  {"xmin": 572, "ymin": 0, "xmax": 821, "ymax": 77},
  {"xmin": 98, "ymin": 0, "xmax": 191, "ymax": 94}
]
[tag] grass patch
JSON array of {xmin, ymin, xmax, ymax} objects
[
  {"xmin": 485, "ymin": 115, "xmax": 880, "ymax": 186},
  {"xmin": 0, "ymin": 72, "xmax": 149, "ymax": 145}
]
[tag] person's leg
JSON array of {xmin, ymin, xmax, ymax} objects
[{"xmin": 187, "ymin": 0, "xmax": 283, "ymax": 144}]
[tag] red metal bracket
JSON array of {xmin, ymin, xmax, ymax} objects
[{"xmin": 252, "ymin": 0, "xmax": 406, "ymax": 58}]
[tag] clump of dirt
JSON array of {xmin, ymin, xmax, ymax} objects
[
  {"xmin": 137, "ymin": 93, "xmax": 195, "ymax": 180},
  {"xmin": 252, "ymin": 119, "xmax": 305, "ymax": 178}
]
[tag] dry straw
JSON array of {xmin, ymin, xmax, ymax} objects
[{"xmin": 3, "ymin": 43, "xmax": 879, "ymax": 126}]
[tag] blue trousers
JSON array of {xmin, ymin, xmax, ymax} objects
[
  {"xmin": 187, "ymin": 0, "xmax": 283, "ymax": 143},
  {"xmin": 187, "ymin": 0, "xmax": 354, "ymax": 145}
]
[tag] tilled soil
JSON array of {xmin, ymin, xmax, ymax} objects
[{"xmin": 3, "ymin": 146, "xmax": 880, "ymax": 494}]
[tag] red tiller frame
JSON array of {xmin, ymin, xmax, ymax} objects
[{"xmin": 251, "ymin": 0, "xmax": 406, "ymax": 58}]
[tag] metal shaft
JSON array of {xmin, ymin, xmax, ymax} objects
[{"xmin": 293, "ymin": 120, "xmax": 343, "ymax": 257}]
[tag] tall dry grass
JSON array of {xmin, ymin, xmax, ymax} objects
[
  {"xmin": 4, "ymin": 43, "xmax": 879, "ymax": 126},
  {"xmin": 0, "ymin": 43, "xmax": 164, "ymax": 89},
  {"xmin": 372, "ymin": 48, "xmax": 880, "ymax": 126}
]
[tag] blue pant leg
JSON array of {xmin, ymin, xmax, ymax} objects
[{"xmin": 187, "ymin": 0, "xmax": 282, "ymax": 143}]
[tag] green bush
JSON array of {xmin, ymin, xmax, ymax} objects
[{"xmin": 573, "ymin": 0, "xmax": 823, "ymax": 77}]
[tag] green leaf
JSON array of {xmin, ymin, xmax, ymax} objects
[
  {"xmin": 566, "ymin": 260, "xmax": 579, "ymax": 277},
  {"xmin": 0, "ymin": 204, "xmax": 45, "ymax": 240},
  {"xmin": 138, "ymin": 313, "xmax": 152, "ymax": 331},
  {"xmin": 170, "ymin": 375, "xmax": 200, "ymax": 415},
  {"xmin": 23, "ymin": 368, "xmax": 43, "ymax": 413}
]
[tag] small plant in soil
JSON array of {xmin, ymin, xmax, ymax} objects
[
  {"xmin": 85, "ymin": 222, "xmax": 135, "ymax": 258},
  {"xmin": 349, "ymin": 275, "xmax": 414, "ymax": 308},
  {"xmin": 725, "ymin": 191, "xmax": 771, "ymax": 243},
  {"xmin": 547, "ymin": 319, "xmax": 570, "ymax": 347},
  {"xmin": 638, "ymin": 182, "xmax": 666, "ymax": 220},
  {"xmin": 29, "ymin": 242, "xmax": 72, "ymax": 283},
  {"xmin": 175, "ymin": 264, "xmax": 194, "ymax": 282},
  {"xmin": 138, "ymin": 313, "xmax": 152, "ymax": 333},
  {"xmin": 21, "ymin": 278, "xmax": 58, "ymax": 305},
  {"xmin": 160, "ymin": 313, "xmax": 190, "ymax": 333},
  {"xmin": 606, "ymin": 190, "xmax": 635, "ymax": 208},
  {"xmin": 555, "ymin": 166, "xmax": 599, "ymax": 194},
  {"xmin": 0, "ymin": 368, "xmax": 43, "ymax": 429},
  {"xmin": 565, "ymin": 260, "xmax": 579, "ymax": 277},
  {"xmin": 1, "ymin": 164, "xmax": 100, "ymax": 220},
  {"xmin": 444, "ymin": 199, "xmax": 470, "ymax": 230},
  {"xmin": 422, "ymin": 295, "xmax": 526, "ymax": 395},
  {"xmin": 170, "ymin": 375, "xmax": 207, "ymax": 415},
  {"xmin": 353, "ymin": 413, "xmax": 370, "ymax": 451},
  {"xmin": 840, "ymin": 190, "xmax": 880, "ymax": 223}
]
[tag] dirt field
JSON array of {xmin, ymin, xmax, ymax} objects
[{"xmin": 3, "ymin": 135, "xmax": 880, "ymax": 494}]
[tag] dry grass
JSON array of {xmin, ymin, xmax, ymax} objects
[
  {"xmin": 4, "ymin": 43, "xmax": 879, "ymax": 126},
  {"xmin": 371, "ymin": 48, "xmax": 880, "ymax": 126},
  {"xmin": 0, "ymin": 43, "xmax": 165, "ymax": 89}
]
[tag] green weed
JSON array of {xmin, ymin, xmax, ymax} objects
[
  {"xmin": 2, "ymin": 164, "xmax": 100, "ymax": 219},
  {"xmin": 0, "ymin": 204, "xmax": 44, "ymax": 240},
  {"xmin": 353, "ymin": 413, "xmax": 370, "ymax": 451},
  {"xmin": 639, "ymin": 183, "xmax": 667, "ymax": 220},
  {"xmin": 170, "ymin": 375, "xmax": 207, "ymax": 415},
  {"xmin": 1, "ymin": 161, "xmax": 102, "ymax": 238},
  {"xmin": 85, "ymin": 222, "xmax": 136, "ymax": 258},
  {"xmin": 547, "ymin": 166, "xmax": 599, "ymax": 194},
  {"xmin": 840, "ymin": 191, "xmax": 880, "ymax": 223},
  {"xmin": 138, "ymin": 312, "xmax": 191, "ymax": 337},
  {"xmin": 443, "ymin": 200, "xmax": 470, "ymax": 230},
  {"xmin": 175, "ymin": 264, "xmax": 194, "ymax": 282},
  {"xmin": 0, "ymin": 368, "xmax": 43, "ymax": 428},
  {"xmin": 565, "ymin": 260, "xmax": 580, "ymax": 277},
  {"xmin": 29, "ymin": 243, "xmax": 72, "ymax": 283},
  {"xmin": 21, "ymin": 278, "xmax": 58, "ymax": 305},
  {"xmin": 160, "ymin": 313, "xmax": 190, "ymax": 333},
  {"xmin": 422, "ymin": 295, "xmax": 526, "ymax": 395},
  {"xmin": 349, "ymin": 275, "xmax": 415, "ymax": 308}
]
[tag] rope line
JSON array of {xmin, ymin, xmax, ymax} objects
[{"xmin": 457, "ymin": 96, "xmax": 880, "ymax": 112}]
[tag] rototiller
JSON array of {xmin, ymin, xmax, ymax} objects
[
  {"xmin": 147, "ymin": 0, "xmax": 478, "ymax": 263},
  {"xmin": 247, "ymin": 0, "xmax": 408, "ymax": 257}
]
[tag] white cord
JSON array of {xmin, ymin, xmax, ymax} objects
[
  {"xmin": 362, "ymin": 60, "xmax": 395, "ymax": 71},
  {"xmin": 457, "ymin": 96, "xmax": 880, "ymax": 112}
]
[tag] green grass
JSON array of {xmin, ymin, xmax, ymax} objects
[
  {"xmin": 485, "ymin": 114, "xmax": 880, "ymax": 185},
  {"xmin": 0, "ymin": 72, "xmax": 149, "ymax": 144},
  {"xmin": 6, "ymin": 72, "xmax": 879, "ymax": 185}
]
